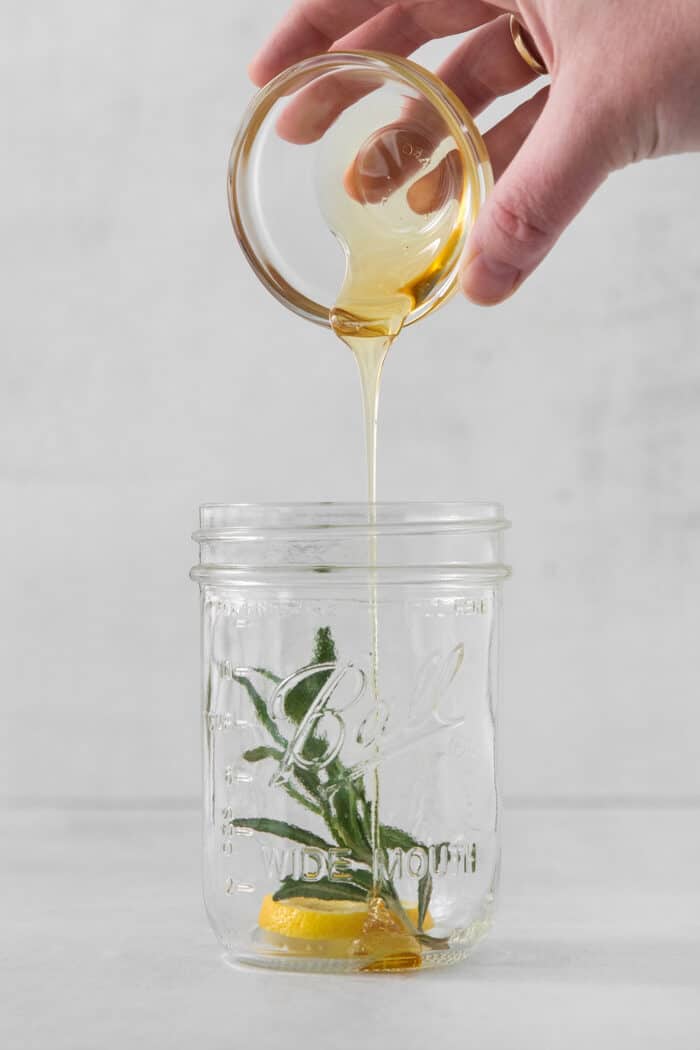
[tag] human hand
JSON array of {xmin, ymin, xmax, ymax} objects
[{"xmin": 249, "ymin": 1, "xmax": 700, "ymax": 305}]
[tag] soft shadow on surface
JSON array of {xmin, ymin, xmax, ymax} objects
[
  {"xmin": 226, "ymin": 937, "xmax": 700, "ymax": 991},
  {"xmin": 446, "ymin": 936, "xmax": 700, "ymax": 990}
]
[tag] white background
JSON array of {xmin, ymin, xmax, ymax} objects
[{"xmin": 2, "ymin": 0, "xmax": 700, "ymax": 809}]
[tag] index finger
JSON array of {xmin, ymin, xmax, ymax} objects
[
  {"xmin": 249, "ymin": 0, "xmax": 508, "ymax": 86},
  {"xmin": 249, "ymin": 0, "xmax": 395, "ymax": 86}
]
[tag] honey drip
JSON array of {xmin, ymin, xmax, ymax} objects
[{"xmin": 352, "ymin": 897, "xmax": 422, "ymax": 972}]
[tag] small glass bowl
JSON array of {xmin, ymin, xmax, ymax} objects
[{"xmin": 228, "ymin": 51, "xmax": 493, "ymax": 329}]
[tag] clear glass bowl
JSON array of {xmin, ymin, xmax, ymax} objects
[{"xmin": 228, "ymin": 52, "xmax": 492, "ymax": 329}]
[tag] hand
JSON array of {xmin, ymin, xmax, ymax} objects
[{"xmin": 249, "ymin": 1, "xmax": 700, "ymax": 305}]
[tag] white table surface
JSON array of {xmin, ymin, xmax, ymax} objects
[{"xmin": 3, "ymin": 804, "xmax": 699, "ymax": 1049}]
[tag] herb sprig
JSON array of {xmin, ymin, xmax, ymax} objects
[{"xmin": 231, "ymin": 626, "xmax": 445, "ymax": 945}]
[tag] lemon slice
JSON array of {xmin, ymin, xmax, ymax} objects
[{"xmin": 258, "ymin": 894, "xmax": 432, "ymax": 941}]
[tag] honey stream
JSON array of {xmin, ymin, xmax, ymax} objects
[
  {"xmin": 329, "ymin": 220, "xmax": 465, "ymax": 970},
  {"xmin": 319, "ymin": 111, "xmax": 469, "ymax": 968}
]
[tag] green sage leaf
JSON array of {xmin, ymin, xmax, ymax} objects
[
  {"xmin": 252, "ymin": 667, "xmax": 282, "ymax": 684},
  {"xmin": 242, "ymin": 745, "xmax": 283, "ymax": 764},
  {"xmin": 313, "ymin": 626, "xmax": 337, "ymax": 664},
  {"xmin": 417, "ymin": 872, "xmax": 433, "ymax": 933},
  {"xmin": 379, "ymin": 824, "xmax": 421, "ymax": 851},
  {"xmin": 272, "ymin": 876, "xmax": 368, "ymax": 904},
  {"xmin": 232, "ymin": 818, "xmax": 332, "ymax": 850},
  {"xmin": 232, "ymin": 673, "xmax": 286, "ymax": 748},
  {"xmin": 284, "ymin": 626, "xmax": 338, "ymax": 725},
  {"xmin": 283, "ymin": 668, "xmax": 333, "ymax": 726},
  {"xmin": 332, "ymin": 783, "xmax": 372, "ymax": 862},
  {"xmin": 281, "ymin": 783, "xmax": 322, "ymax": 817}
]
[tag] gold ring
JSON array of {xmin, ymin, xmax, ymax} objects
[{"xmin": 509, "ymin": 15, "xmax": 547, "ymax": 76}]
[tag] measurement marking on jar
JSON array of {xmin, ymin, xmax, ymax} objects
[
  {"xmin": 224, "ymin": 769, "xmax": 253, "ymax": 785},
  {"xmin": 206, "ymin": 712, "xmax": 251, "ymax": 732},
  {"xmin": 218, "ymin": 658, "xmax": 273, "ymax": 679},
  {"xmin": 221, "ymin": 823, "xmax": 254, "ymax": 838},
  {"xmin": 457, "ymin": 598, "xmax": 490, "ymax": 615},
  {"xmin": 224, "ymin": 878, "xmax": 256, "ymax": 895}
]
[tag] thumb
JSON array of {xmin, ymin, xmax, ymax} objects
[{"xmin": 461, "ymin": 79, "xmax": 612, "ymax": 305}]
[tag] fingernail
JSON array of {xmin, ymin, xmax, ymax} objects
[{"xmin": 462, "ymin": 251, "xmax": 521, "ymax": 305}]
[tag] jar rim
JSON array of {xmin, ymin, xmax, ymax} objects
[
  {"xmin": 191, "ymin": 503, "xmax": 510, "ymax": 582},
  {"xmin": 194, "ymin": 501, "xmax": 509, "ymax": 539}
]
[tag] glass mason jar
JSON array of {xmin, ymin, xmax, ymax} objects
[{"xmin": 191, "ymin": 503, "xmax": 510, "ymax": 972}]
